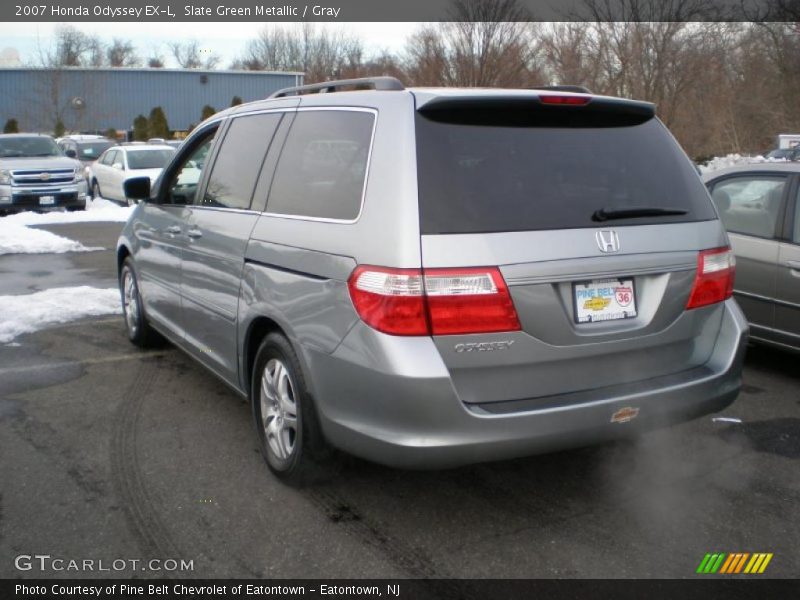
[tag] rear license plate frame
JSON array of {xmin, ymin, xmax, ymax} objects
[{"xmin": 573, "ymin": 278, "xmax": 638, "ymax": 324}]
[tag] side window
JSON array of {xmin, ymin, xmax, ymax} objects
[
  {"xmin": 202, "ymin": 113, "xmax": 281, "ymax": 210},
  {"xmin": 267, "ymin": 110, "xmax": 375, "ymax": 220},
  {"xmin": 166, "ymin": 133, "xmax": 216, "ymax": 205},
  {"xmin": 101, "ymin": 150, "xmax": 115, "ymax": 166},
  {"xmin": 710, "ymin": 175, "xmax": 787, "ymax": 239},
  {"xmin": 794, "ymin": 184, "xmax": 800, "ymax": 243}
]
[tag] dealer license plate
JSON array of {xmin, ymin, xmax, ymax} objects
[
  {"xmin": 573, "ymin": 278, "xmax": 637, "ymax": 324},
  {"xmin": 39, "ymin": 196, "xmax": 55, "ymax": 205}
]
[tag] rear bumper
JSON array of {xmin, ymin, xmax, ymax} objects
[{"xmin": 307, "ymin": 299, "xmax": 748, "ymax": 469}]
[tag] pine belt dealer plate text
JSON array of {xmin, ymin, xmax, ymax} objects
[{"xmin": 573, "ymin": 278, "xmax": 637, "ymax": 324}]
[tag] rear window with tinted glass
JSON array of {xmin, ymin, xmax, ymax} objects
[
  {"xmin": 127, "ymin": 149, "xmax": 174, "ymax": 170},
  {"xmin": 416, "ymin": 115, "xmax": 716, "ymax": 234}
]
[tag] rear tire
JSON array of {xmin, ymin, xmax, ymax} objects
[
  {"xmin": 119, "ymin": 258, "xmax": 162, "ymax": 348},
  {"xmin": 251, "ymin": 333, "xmax": 332, "ymax": 485}
]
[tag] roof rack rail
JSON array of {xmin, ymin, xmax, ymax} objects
[
  {"xmin": 269, "ymin": 76, "xmax": 405, "ymax": 99},
  {"xmin": 530, "ymin": 85, "xmax": 593, "ymax": 94}
]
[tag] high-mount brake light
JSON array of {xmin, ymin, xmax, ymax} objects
[
  {"xmin": 686, "ymin": 247, "xmax": 736, "ymax": 310},
  {"xmin": 539, "ymin": 95, "xmax": 591, "ymax": 106},
  {"xmin": 347, "ymin": 266, "xmax": 521, "ymax": 336}
]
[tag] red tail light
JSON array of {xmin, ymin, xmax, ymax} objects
[
  {"xmin": 686, "ymin": 247, "xmax": 736, "ymax": 310},
  {"xmin": 539, "ymin": 95, "xmax": 591, "ymax": 106},
  {"xmin": 347, "ymin": 266, "xmax": 521, "ymax": 336}
]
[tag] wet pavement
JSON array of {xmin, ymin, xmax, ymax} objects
[{"xmin": 0, "ymin": 222, "xmax": 120, "ymax": 295}]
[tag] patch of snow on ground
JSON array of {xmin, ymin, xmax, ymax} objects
[
  {"xmin": 0, "ymin": 286, "xmax": 121, "ymax": 343},
  {"xmin": 699, "ymin": 154, "xmax": 789, "ymax": 174},
  {"xmin": 0, "ymin": 197, "xmax": 129, "ymax": 255},
  {"xmin": 0, "ymin": 220, "xmax": 103, "ymax": 255},
  {"xmin": 4, "ymin": 197, "xmax": 133, "ymax": 225}
]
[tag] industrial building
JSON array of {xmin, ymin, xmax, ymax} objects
[{"xmin": 0, "ymin": 67, "xmax": 303, "ymax": 137}]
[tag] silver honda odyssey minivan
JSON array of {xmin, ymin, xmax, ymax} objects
[{"xmin": 117, "ymin": 77, "xmax": 748, "ymax": 482}]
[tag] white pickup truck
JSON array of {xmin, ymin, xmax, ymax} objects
[{"xmin": 0, "ymin": 133, "xmax": 88, "ymax": 214}]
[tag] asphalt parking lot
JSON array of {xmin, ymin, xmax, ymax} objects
[{"xmin": 0, "ymin": 221, "xmax": 798, "ymax": 580}]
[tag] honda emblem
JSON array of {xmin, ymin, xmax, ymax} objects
[{"xmin": 596, "ymin": 230, "xmax": 620, "ymax": 253}]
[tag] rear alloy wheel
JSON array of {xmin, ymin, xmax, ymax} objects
[
  {"xmin": 119, "ymin": 258, "xmax": 162, "ymax": 348},
  {"xmin": 261, "ymin": 358, "xmax": 299, "ymax": 462},
  {"xmin": 252, "ymin": 333, "xmax": 331, "ymax": 484}
]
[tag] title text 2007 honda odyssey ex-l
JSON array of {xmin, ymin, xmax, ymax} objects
[{"xmin": 117, "ymin": 77, "xmax": 748, "ymax": 482}]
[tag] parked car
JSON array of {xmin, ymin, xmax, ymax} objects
[
  {"xmin": 117, "ymin": 77, "xmax": 748, "ymax": 482},
  {"xmin": 57, "ymin": 135, "xmax": 116, "ymax": 184},
  {"xmin": 765, "ymin": 147, "xmax": 800, "ymax": 161},
  {"xmin": 703, "ymin": 163, "xmax": 800, "ymax": 351},
  {"xmin": 0, "ymin": 133, "xmax": 87, "ymax": 214},
  {"xmin": 90, "ymin": 144, "xmax": 175, "ymax": 205}
]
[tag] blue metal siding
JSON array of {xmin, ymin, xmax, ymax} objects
[{"xmin": 0, "ymin": 68, "xmax": 301, "ymax": 133}]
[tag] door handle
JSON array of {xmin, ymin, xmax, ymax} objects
[
  {"xmin": 785, "ymin": 260, "xmax": 800, "ymax": 272},
  {"xmin": 165, "ymin": 225, "xmax": 181, "ymax": 234},
  {"xmin": 187, "ymin": 229, "xmax": 203, "ymax": 239}
]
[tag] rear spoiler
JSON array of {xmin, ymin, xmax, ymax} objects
[{"xmin": 416, "ymin": 94, "xmax": 655, "ymax": 124}]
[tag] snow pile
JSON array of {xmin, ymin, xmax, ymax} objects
[
  {"xmin": 0, "ymin": 220, "xmax": 103, "ymax": 255},
  {"xmin": 3, "ymin": 197, "xmax": 133, "ymax": 225},
  {"xmin": 0, "ymin": 286, "xmax": 121, "ymax": 343},
  {"xmin": 699, "ymin": 154, "xmax": 788, "ymax": 174},
  {"xmin": 0, "ymin": 197, "xmax": 130, "ymax": 255}
]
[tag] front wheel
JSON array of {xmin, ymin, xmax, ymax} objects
[
  {"xmin": 119, "ymin": 258, "xmax": 162, "ymax": 348},
  {"xmin": 251, "ymin": 333, "xmax": 331, "ymax": 485},
  {"xmin": 91, "ymin": 180, "xmax": 101, "ymax": 200}
]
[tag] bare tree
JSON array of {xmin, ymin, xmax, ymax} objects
[
  {"xmin": 404, "ymin": 0, "xmax": 542, "ymax": 87},
  {"xmin": 147, "ymin": 54, "xmax": 165, "ymax": 68},
  {"xmin": 571, "ymin": 0, "xmax": 713, "ymax": 21},
  {"xmin": 44, "ymin": 25, "xmax": 104, "ymax": 67},
  {"xmin": 107, "ymin": 38, "xmax": 140, "ymax": 68},
  {"xmin": 234, "ymin": 24, "xmax": 364, "ymax": 82},
  {"xmin": 169, "ymin": 40, "xmax": 219, "ymax": 69}
]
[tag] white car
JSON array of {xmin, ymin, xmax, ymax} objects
[{"xmin": 90, "ymin": 145, "xmax": 175, "ymax": 205}]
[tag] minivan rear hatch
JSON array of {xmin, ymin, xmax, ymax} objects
[{"xmin": 413, "ymin": 91, "xmax": 726, "ymax": 407}]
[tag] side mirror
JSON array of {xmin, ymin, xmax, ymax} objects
[
  {"xmin": 124, "ymin": 177, "xmax": 151, "ymax": 200},
  {"xmin": 112, "ymin": 162, "xmax": 124, "ymax": 170},
  {"xmin": 65, "ymin": 149, "xmax": 77, "ymax": 158}
]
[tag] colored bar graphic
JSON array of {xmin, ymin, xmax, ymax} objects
[
  {"xmin": 698, "ymin": 552, "xmax": 774, "ymax": 574},
  {"xmin": 722, "ymin": 553, "xmax": 739, "ymax": 574},
  {"xmin": 734, "ymin": 553, "xmax": 749, "ymax": 573},
  {"xmin": 758, "ymin": 554, "xmax": 773, "ymax": 573},
  {"xmin": 696, "ymin": 554, "xmax": 712, "ymax": 574},
  {"xmin": 719, "ymin": 554, "xmax": 736, "ymax": 574},
  {"xmin": 711, "ymin": 554, "xmax": 726, "ymax": 573},
  {"xmin": 744, "ymin": 554, "xmax": 760, "ymax": 574}
]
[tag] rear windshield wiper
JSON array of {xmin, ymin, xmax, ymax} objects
[{"xmin": 592, "ymin": 206, "xmax": 689, "ymax": 222}]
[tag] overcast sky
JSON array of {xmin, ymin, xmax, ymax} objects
[{"xmin": 0, "ymin": 22, "xmax": 421, "ymax": 67}]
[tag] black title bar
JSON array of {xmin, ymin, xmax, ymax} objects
[
  {"xmin": 4, "ymin": 579, "xmax": 800, "ymax": 600},
  {"xmin": 2, "ymin": 0, "xmax": 794, "ymax": 22}
]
